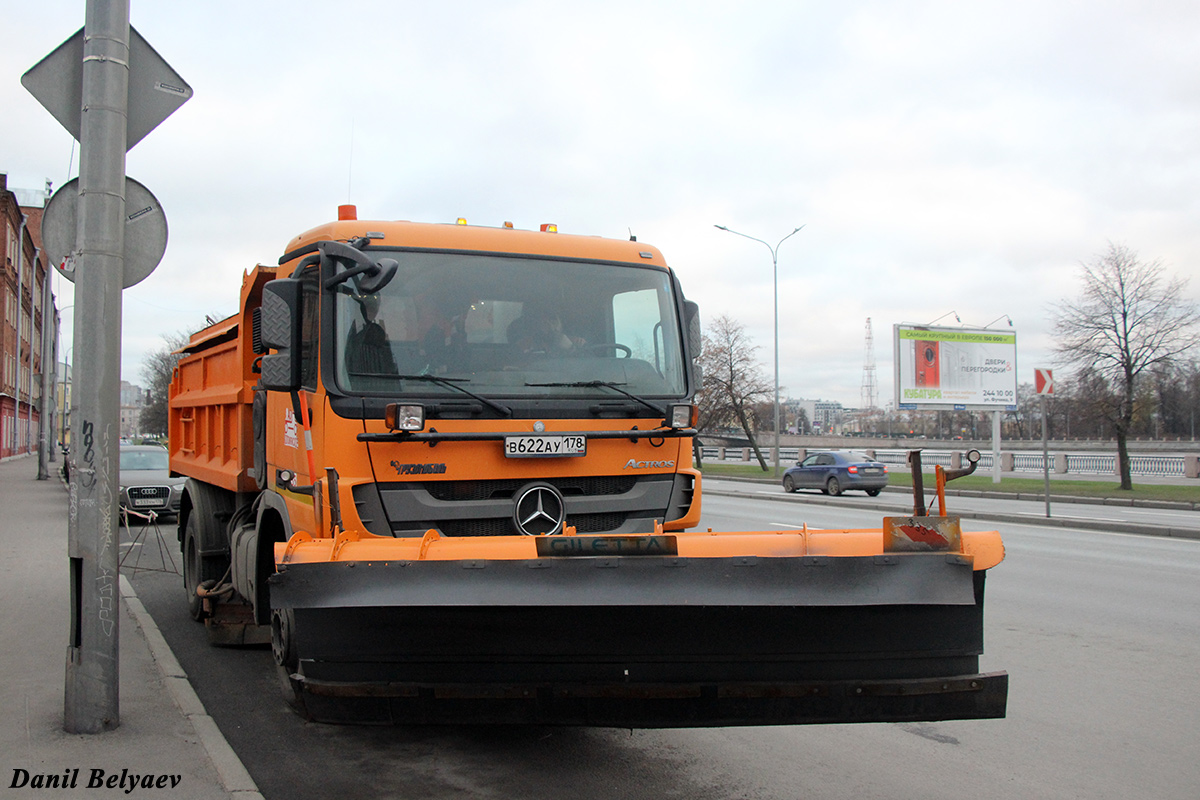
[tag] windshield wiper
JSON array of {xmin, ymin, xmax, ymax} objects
[
  {"xmin": 396, "ymin": 374, "xmax": 512, "ymax": 417},
  {"xmin": 525, "ymin": 380, "xmax": 665, "ymax": 418}
]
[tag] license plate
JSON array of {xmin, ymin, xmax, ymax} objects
[
  {"xmin": 504, "ymin": 435, "xmax": 587, "ymax": 458},
  {"xmin": 133, "ymin": 498, "xmax": 165, "ymax": 507}
]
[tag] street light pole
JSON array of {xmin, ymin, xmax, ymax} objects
[
  {"xmin": 714, "ymin": 224, "xmax": 804, "ymax": 477},
  {"xmin": 52, "ymin": 306, "xmax": 74, "ymax": 464},
  {"xmin": 58, "ymin": 346, "xmax": 73, "ymax": 460},
  {"xmin": 37, "ymin": 251, "xmax": 54, "ymax": 479}
]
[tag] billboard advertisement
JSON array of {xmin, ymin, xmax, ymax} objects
[{"xmin": 893, "ymin": 325, "xmax": 1017, "ymax": 410}]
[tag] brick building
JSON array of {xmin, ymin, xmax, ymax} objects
[{"xmin": 1, "ymin": 173, "xmax": 58, "ymax": 461}]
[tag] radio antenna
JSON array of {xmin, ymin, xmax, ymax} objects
[{"xmin": 347, "ymin": 116, "xmax": 355, "ymax": 202}]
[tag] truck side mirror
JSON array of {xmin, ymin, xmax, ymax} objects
[
  {"xmin": 684, "ymin": 300, "xmax": 702, "ymax": 357},
  {"xmin": 259, "ymin": 278, "xmax": 302, "ymax": 392}
]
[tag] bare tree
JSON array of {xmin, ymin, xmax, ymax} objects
[
  {"xmin": 1154, "ymin": 360, "xmax": 1200, "ymax": 437},
  {"xmin": 1051, "ymin": 243, "xmax": 1200, "ymax": 488},
  {"xmin": 138, "ymin": 329, "xmax": 193, "ymax": 438},
  {"xmin": 1012, "ymin": 381, "xmax": 1042, "ymax": 440},
  {"xmin": 696, "ymin": 314, "xmax": 773, "ymax": 469}
]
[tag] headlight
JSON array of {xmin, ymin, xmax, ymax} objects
[
  {"xmin": 385, "ymin": 403, "xmax": 425, "ymax": 431},
  {"xmin": 668, "ymin": 404, "xmax": 697, "ymax": 429}
]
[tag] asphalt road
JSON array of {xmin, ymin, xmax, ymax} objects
[{"xmin": 124, "ymin": 493, "xmax": 1200, "ymax": 800}]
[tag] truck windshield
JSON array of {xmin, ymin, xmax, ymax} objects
[{"xmin": 332, "ymin": 251, "xmax": 688, "ymax": 400}]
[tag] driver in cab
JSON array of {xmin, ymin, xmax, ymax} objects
[{"xmin": 508, "ymin": 306, "xmax": 585, "ymax": 355}]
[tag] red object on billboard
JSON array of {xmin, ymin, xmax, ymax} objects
[{"xmin": 915, "ymin": 340, "xmax": 940, "ymax": 388}]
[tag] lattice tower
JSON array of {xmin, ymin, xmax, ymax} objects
[{"xmin": 861, "ymin": 317, "xmax": 878, "ymax": 410}]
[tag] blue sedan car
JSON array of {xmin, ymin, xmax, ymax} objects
[{"xmin": 782, "ymin": 450, "xmax": 888, "ymax": 496}]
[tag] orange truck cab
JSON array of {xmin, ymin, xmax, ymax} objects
[{"xmin": 169, "ymin": 208, "xmax": 1006, "ymax": 726}]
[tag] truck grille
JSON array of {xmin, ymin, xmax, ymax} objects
[
  {"xmin": 359, "ymin": 475, "xmax": 674, "ymax": 539},
  {"xmin": 439, "ymin": 512, "xmax": 629, "ymax": 537},
  {"xmin": 126, "ymin": 485, "xmax": 170, "ymax": 508},
  {"xmin": 424, "ymin": 476, "xmax": 636, "ymax": 503}
]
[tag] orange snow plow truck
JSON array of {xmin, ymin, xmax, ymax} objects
[{"xmin": 169, "ymin": 206, "xmax": 1007, "ymax": 726}]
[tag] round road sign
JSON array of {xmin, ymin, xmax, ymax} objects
[{"xmin": 42, "ymin": 177, "xmax": 168, "ymax": 288}]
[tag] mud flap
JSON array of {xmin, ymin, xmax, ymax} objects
[{"xmin": 205, "ymin": 600, "xmax": 271, "ymax": 646}]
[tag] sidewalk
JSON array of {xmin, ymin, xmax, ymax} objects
[{"xmin": 0, "ymin": 455, "xmax": 260, "ymax": 799}]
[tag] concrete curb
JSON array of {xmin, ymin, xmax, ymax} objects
[
  {"xmin": 703, "ymin": 485, "xmax": 1200, "ymax": 541},
  {"xmin": 120, "ymin": 576, "xmax": 264, "ymax": 800}
]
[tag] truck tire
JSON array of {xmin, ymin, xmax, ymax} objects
[
  {"xmin": 183, "ymin": 514, "xmax": 224, "ymax": 621},
  {"xmin": 271, "ymin": 608, "xmax": 311, "ymax": 719},
  {"xmin": 182, "ymin": 483, "xmax": 234, "ymax": 622}
]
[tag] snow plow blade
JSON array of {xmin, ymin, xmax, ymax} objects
[{"xmin": 269, "ymin": 549, "xmax": 1007, "ymax": 727}]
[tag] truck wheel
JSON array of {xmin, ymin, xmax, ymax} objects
[
  {"xmin": 271, "ymin": 608, "xmax": 311, "ymax": 719},
  {"xmin": 183, "ymin": 517, "xmax": 208, "ymax": 621},
  {"xmin": 183, "ymin": 505, "xmax": 230, "ymax": 622},
  {"xmin": 825, "ymin": 476, "xmax": 842, "ymax": 496},
  {"xmin": 783, "ymin": 476, "xmax": 796, "ymax": 493}
]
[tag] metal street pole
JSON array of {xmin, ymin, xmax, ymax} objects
[
  {"xmin": 49, "ymin": 308, "xmax": 72, "ymax": 464},
  {"xmin": 60, "ymin": 348, "xmax": 72, "ymax": 455},
  {"xmin": 1041, "ymin": 395, "xmax": 1052, "ymax": 518},
  {"xmin": 38, "ymin": 252, "xmax": 55, "ymax": 479},
  {"xmin": 64, "ymin": 0, "xmax": 130, "ymax": 733},
  {"xmin": 24, "ymin": 0, "xmax": 188, "ymax": 734},
  {"xmin": 714, "ymin": 224, "xmax": 803, "ymax": 477}
]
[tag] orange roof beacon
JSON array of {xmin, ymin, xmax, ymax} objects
[{"xmin": 169, "ymin": 208, "xmax": 1007, "ymax": 726}]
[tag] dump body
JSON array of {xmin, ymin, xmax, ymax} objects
[
  {"xmin": 169, "ymin": 267, "xmax": 276, "ymax": 493},
  {"xmin": 169, "ymin": 210, "xmax": 1007, "ymax": 726}
]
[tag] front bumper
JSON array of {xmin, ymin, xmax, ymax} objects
[
  {"xmin": 120, "ymin": 485, "xmax": 182, "ymax": 516},
  {"xmin": 269, "ymin": 552, "xmax": 1007, "ymax": 726}
]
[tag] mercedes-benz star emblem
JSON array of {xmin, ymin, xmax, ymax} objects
[{"xmin": 513, "ymin": 483, "xmax": 566, "ymax": 536}]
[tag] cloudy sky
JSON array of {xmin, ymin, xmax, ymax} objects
[{"xmin": 4, "ymin": 0, "xmax": 1198, "ymax": 407}]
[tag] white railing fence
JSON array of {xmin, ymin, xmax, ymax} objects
[{"xmin": 698, "ymin": 446, "xmax": 1195, "ymax": 478}]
